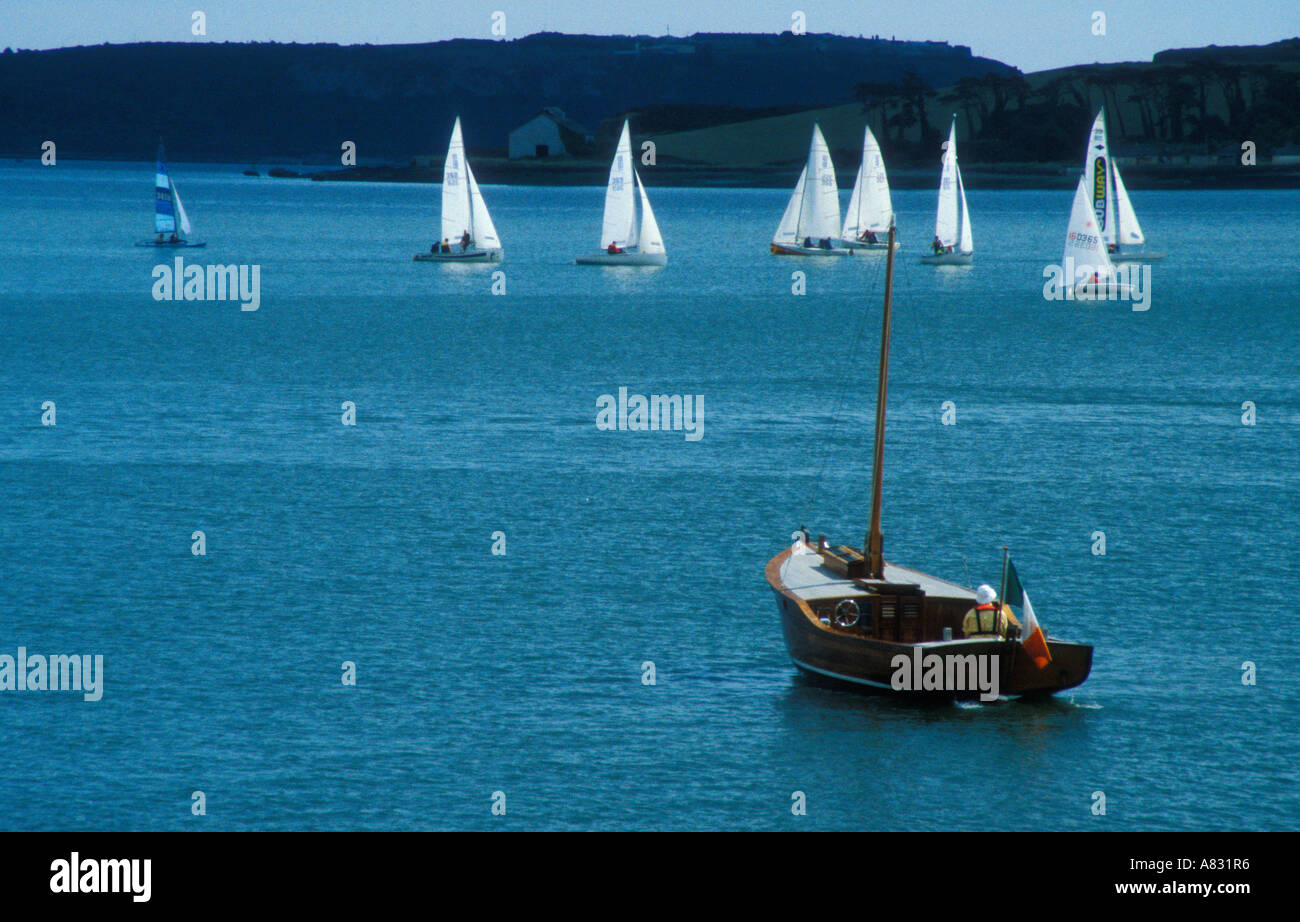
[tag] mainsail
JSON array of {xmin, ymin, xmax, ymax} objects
[
  {"xmin": 441, "ymin": 117, "xmax": 473, "ymax": 245},
  {"xmin": 154, "ymin": 143, "xmax": 176, "ymax": 235},
  {"xmin": 600, "ymin": 121, "xmax": 637, "ymax": 249},
  {"xmin": 934, "ymin": 118, "xmax": 972, "ymax": 252},
  {"xmin": 1086, "ymin": 108, "xmax": 1145, "ymax": 248},
  {"xmin": 841, "ymin": 126, "xmax": 892, "ymax": 241}
]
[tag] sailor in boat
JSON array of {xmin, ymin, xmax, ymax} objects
[
  {"xmin": 441, "ymin": 238, "xmax": 451, "ymax": 253},
  {"xmin": 802, "ymin": 236, "xmax": 813, "ymax": 248},
  {"xmin": 460, "ymin": 229, "xmax": 471, "ymax": 252},
  {"xmin": 156, "ymin": 233, "xmax": 164, "ymax": 244},
  {"xmin": 962, "ymin": 584, "xmax": 1021, "ymax": 639},
  {"xmin": 169, "ymin": 233, "xmax": 178, "ymax": 244},
  {"xmin": 932, "ymin": 235, "xmax": 943, "ymax": 255},
  {"xmin": 607, "ymin": 241, "xmax": 624, "ymax": 255},
  {"xmin": 819, "ymin": 237, "xmax": 832, "ymax": 249},
  {"xmin": 859, "ymin": 229, "xmax": 879, "ymax": 245}
]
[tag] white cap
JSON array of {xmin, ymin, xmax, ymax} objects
[{"xmin": 975, "ymin": 584, "xmax": 996, "ymax": 605}]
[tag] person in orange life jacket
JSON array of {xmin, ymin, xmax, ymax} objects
[
  {"xmin": 962, "ymin": 584, "xmax": 1021, "ymax": 639},
  {"xmin": 607, "ymin": 241, "xmax": 623, "ymax": 254}
]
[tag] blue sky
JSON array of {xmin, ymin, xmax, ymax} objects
[{"xmin": 2, "ymin": 0, "xmax": 1297, "ymax": 72}]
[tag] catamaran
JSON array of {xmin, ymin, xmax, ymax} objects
[
  {"xmin": 1083, "ymin": 108, "xmax": 1164, "ymax": 262},
  {"xmin": 415, "ymin": 117, "xmax": 503, "ymax": 262},
  {"xmin": 840, "ymin": 126, "xmax": 896, "ymax": 250},
  {"xmin": 920, "ymin": 117, "xmax": 972, "ymax": 265},
  {"xmin": 575, "ymin": 121, "xmax": 666, "ymax": 266},
  {"xmin": 1061, "ymin": 176, "xmax": 1131, "ymax": 300},
  {"xmin": 766, "ymin": 223, "xmax": 1093, "ymax": 699},
  {"xmin": 771, "ymin": 123, "xmax": 851, "ymax": 256},
  {"xmin": 135, "ymin": 142, "xmax": 203, "ymax": 248}
]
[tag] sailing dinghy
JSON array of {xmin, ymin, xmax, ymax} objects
[
  {"xmin": 840, "ymin": 127, "xmax": 897, "ymax": 250},
  {"xmin": 1083, "ymin": 108, "xmax": 1164, "ymax": 262},
  {"xmin": 575, "ymin": 121, "xmax": 666, "ymax": 266},
  {"xmin": 920, "ymin": 117, "xmax": 972, "ymax": 265},
  {"xmin": 415, "ymin": 117, "xmax": 503, "ymax": 262},
  {"xmin": 1062, "ymin": 176, "xmax": 1131, "ymax": 301},
  {"xmin": 134, "ymin": 142, "xmax": 204, "ymax": 247},
  {"xmin": 771, "ymin": 123, "xmax": 851, "ymax": 256}
]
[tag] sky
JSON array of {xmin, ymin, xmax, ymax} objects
[{"xmin": 1, "ymin": 0, "xmax": 1297, "ymax": 73}]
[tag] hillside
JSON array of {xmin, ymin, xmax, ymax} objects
[{"xmin": 0, "ymin": 32, "xmax": 1014, "ymax": 162}]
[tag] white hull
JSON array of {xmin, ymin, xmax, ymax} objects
[
  {"xmin": 1072, "ymin": 281, "xmax": 1134, "ymax": 300},
  {"xmin": 1109, "ymin": 250, "xmax": 1165, "ymax": 263},
  {"xmin": 575, "ymin": 251, "xmax": 667, "ymax": 266},
  {"xmin": 840, "ymin": 238, "xmax": 898, "ymax": 251},
  {"xmin": 771, "ymin": 242, "xmax": 854, "ymax": 256},
  {"xmin": 920, "ymin": 251, "xmax": 973, "ymax": 265},
  {"xmin": 414, "ymin": 249, "xmax": 502, "ymax": 263}
]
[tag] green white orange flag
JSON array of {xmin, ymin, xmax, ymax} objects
[{"xmin": 1004, "ymin": 559, "xmax": 1052, "ymax": 669}]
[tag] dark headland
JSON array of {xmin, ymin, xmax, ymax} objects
[{"xmin": 2, "ymin": 32, "xmax": 1298, "ymax": 188}]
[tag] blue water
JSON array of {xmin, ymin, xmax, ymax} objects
[{"xmin": 1, "ymin": 161, "xmax": 1298, "ymax": 830}]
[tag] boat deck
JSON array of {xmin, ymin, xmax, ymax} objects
[{"xmin": 779, "ymin": 549, "xmax": 977, "ymax": 603}]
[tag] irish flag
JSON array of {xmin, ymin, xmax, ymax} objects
[{"xmin": 1005, "ymin": 560, "xmax": 1052, "ymax": 669}]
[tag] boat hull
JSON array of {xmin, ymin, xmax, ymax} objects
[
  {"xmin": 840, "ymin": 238, "xmax": 898, "ymax": 251},
  {"xmin": 575, "ymin": 251, "xmax": 667, "ymax": 266},
  {"xmin": 1109, "ymin": 250, "xmax": 1166, "ymax": 263},
  {"xmin": 919, "ymin": 251, "xmax": 972, "ymax": 265},
  {"xmin": 414, "ymin": 249, "xmax": 502, "ymax": 263},
  {"xmin": 767, "ymin": 548, "xmax": 1092, "ymax": 699},
  {"xmin": 770, "ymin": 243, "xmax": 854, "ymax": 256},
  {"xmin": 134, "ymin": 240, "xmax": 206, "ymax": 248}
]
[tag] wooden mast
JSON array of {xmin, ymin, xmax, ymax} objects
[{"xmin": 865, "ymin": 222, "xmax": 897, "ymax": 580}]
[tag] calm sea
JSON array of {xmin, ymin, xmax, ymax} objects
[{"xmin": 1, "ymin": 161, "xmax": 1297, "ymax": 830}]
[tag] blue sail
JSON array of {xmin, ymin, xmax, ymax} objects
[{"xmin": 154, "ymin": 143, "xmax": 176, "ymax": 235}]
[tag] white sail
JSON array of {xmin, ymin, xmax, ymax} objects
[
  {"xmin": 1084, "ymin": 109, "xmax": 1118, "ymax": 247},
  {"xmin": 1111, "ymin": 160, "xmax": 1145, "ymax": 245},
  {"xmin": 841, "ymin": 126, "xmax": 893, "ymax": 241},
  {"xmin": 441, "ymin": 117, "xmax": 473, "ymax": 246},
  {"xmin": 773, "ymin": 165, "xmax": 808, "ymax": 245},
  {"xmin": 465, "ymin": 162, "xmax": 500, "ymax": 250},
  {"xmin": 934, "ymin": 118, "xmax": 971, "ymax": 252},
  {"xmin": 600, "ymin": 121, "xmax": 637, "ymax": 249},
  {"xmin": 635, "ymin": 172, "xmax": 665, "ymax": 255},
  {"xmin": 798, "ymin": 124, "xmax": 841, "ymax": 241},
  {"xmin": 171, "ymin": 180, "xmax": 192, "ymax": 236},
  {"xmin": 1063, "ymin": 176, "xmax": 1115, "ymax": 288}
]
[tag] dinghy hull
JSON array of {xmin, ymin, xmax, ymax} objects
[
  {"xmin": 770, "ymin": 243, "xmax": 854, "ymax": 256},
  {"xmin": 134, "ymin": 240, "xmax": 206, "ymax": 248},
  {"xmin": 840, "ymin": 238, "xmax": 898, "ymax": 251},
  {"xmin": 919, "ymin": 251, "xmax": 972, "ymax": 265},
  {"xmin": 1109, "ymin": 251, "xmax": 1165, "ymax": 263},
  {"xmin": 414, "ymin": 249, "xmax": 502, "ymax": 263},
  {"xmin": 575, "ymin": 252, "xmax": 667, "ymax": 266}
]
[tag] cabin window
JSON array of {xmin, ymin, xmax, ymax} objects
[
  {"xmin": 901, "ymin": 600, "xmax": 922, "ymax": 643},
  {"xmin": 879, "ymin": 600, "xmax": 897, "ymax": 641}
]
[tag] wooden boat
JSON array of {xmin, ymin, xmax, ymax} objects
[
  {"xmin": 134, "ymin": 142, "xmax": 205, "ymax": 247},
  {"xmin": 840, "ymin": 127, "xmax": 898, "ymax": 251},
  {"xmin": 1084, "ymin": 108, "xmax": 1165, "ymax": 263},
  {"xmin": 575, "ymin": 121, "xmax": 667, "ymax": 266},
  {"xmin": 771, "ymin": 124, "xmax": 852, "ymax": 256},
  {"xmin": 766, "ymin": 224, "xmax": 1092, "ymax": 700},
  {"xmin": 919, "ymin": 117, "xmax": 972, "ymax": 265},
  {"xmin": 415, "ymin": 117, "xmax": 503, "ymax": 263}
]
